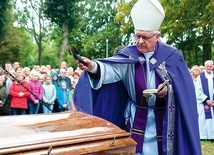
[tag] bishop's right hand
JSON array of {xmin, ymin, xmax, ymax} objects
[{"xmin": 76, "ymin": 57, "xmax": 95, "ymax": 72}]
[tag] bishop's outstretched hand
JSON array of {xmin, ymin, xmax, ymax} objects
[{"xmin": 76, "ymin": 57, "xmax": 95, "ymax": 72}]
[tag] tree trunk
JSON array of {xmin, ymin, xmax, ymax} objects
[
  {"xmin": 38, "ymin": 41, "xmax": 42, "ymax": 66},
  {"xmin": 59, "ymin": 22, "xmax": 69, "ymax": 62},
  {"xmin": 203, "ymin": 42, "xmax": 211, "ymax": 61},
  {"xmin": 202, "ymin": 27, "xmax": 212, "ymax": 61},
  {"xmin": 194, "ymin": 50, "xmax": 199, "ymax": 65}
]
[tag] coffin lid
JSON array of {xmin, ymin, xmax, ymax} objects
[{"xmin": 0, "ymin": 112, "xmax": 136, "ymax": 154}]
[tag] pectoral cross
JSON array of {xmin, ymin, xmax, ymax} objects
[{"xmin": 143, "ymin": 93, "xmax": 152, "ymax": 102}]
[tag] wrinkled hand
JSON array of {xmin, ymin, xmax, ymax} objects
[
  {"xmin": 156, "ymin": 85, "xmax": 168, "ymax": 98},
  {"xmin": 18, "ymin": 92, "xmax": 24, "ymax": 97},
  {"xmin": 63, "ymin": 104, "xmax": 67, "ymax": 108},
  {"xmin": 34, "ymin": 100, "xmax": 39, "ymax": 104},
  {"xmin": 76, "ymin": 57, "xmax": 95, "ymax": 72},
  {"xmin": 204, "ymin": 105, "xmax": 210, "ymax": 110},
  {"xmin": 206, "ymin": 100, "xmax": 212, "ymax": 106},
  {"xmin": 204, "ymin": 100, "xmax": 213, "ymax": 110},
  {"xmin": 46, "ymin": 101, "xmax": 51, "ymax": 105},
  {"xmin": 211, "ymin": 101, "xmax": 214, "ymax": 107}
]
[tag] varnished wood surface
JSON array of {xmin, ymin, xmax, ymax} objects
[{"xmin": 0, "ymin": 111, "xmax": 136, "ymax": 155}]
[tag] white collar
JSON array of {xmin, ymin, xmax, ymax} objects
[
  {"xmin": 205, "ymin": 71, "xmax": 213, "ymax": 78},
  {"xmin": 143, "ymin": 51, "xmax": 154, "ymax": 60}
]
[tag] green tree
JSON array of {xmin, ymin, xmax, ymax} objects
[
  {"xmin": 160, "ymin": 0, "xmax": 214, "ymax": 66},
  {"xmin": 43, "ymin": 0, "xmax": 79, "ymax": 62},
  {"xmin": 20, "ymin": 28, "xmax": 37, "ymax": 68},
  {"xmin": 15, "ymin": 0, "xmax": 51, "ymax": 66},
  {"xmin": 115, "ymin": 0, "xmax": 137, "ymax": 43},
  {"xmin": 0, "ymin": 27, "xmax": 35, "ymax": 67},
  {"xmin": 0, "ymin": 0, "xmax": 13, "ymax": 41},
  {"xmin": 114, "ymin": 0, "xmax": 214, "ymax": 67},
  {"xmin": 42, "ymin": 29, "xmax": 62, "ymax": 69},
  {"xmin": 69, "ymin": 0, "xmax": 128, "ymax": 60},
  {"xmin": 0, "ymin": 0, "xmax": 36, "ymax": 67}
]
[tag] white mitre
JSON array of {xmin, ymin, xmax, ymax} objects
[{"xmin": 131, "ymin": 0, "xmax": 165, "ymax": 31}]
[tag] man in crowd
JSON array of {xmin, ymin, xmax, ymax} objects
[
  {"xmin": 195, "ymin": 60, "xmax": 214, "ymax": 141},
  {"xmin": 58, "ymin": 69, "xmax": 72, "ymax": 91}
]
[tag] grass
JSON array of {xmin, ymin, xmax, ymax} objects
[{"xmin": 201, "ymin": 141, "xmax": 214, "ymax": 155}]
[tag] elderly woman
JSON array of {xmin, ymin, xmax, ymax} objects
[
  {"xmin": 9, "ymin": 71, "xmax": 30, "ymax": 115},
  {"xmin": 28, "ymin": 71, "xmax": 43, "ymax": 114}
]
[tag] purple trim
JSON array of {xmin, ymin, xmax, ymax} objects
[
  {"xmin": 154, "ymin": 75, "xmax": 165, "ymax": 155},
  {"xmin": 133, "ymin": 62, "xmax": 165, "ymax": 153},
  {"xmin": 135, "ymin": 62, "xmax": 147, "ymax": 105},
  {"xmin": 205, "ymin": 107, "xmax": 212, "ymax": 119},
  {"xmin": 200, "ymin": 73, "xmax": 213, "ymax": 119},
  {"xmin": 133, "ymin": 63, "xmax": 147, "ymax": 152}
]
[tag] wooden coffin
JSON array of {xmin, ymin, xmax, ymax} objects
[{"xmin": 0, "ymin": 112, "xmax": 136, "ymax": 155}]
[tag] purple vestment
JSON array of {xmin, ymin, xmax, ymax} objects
[
  {"xmin": 200, "ymin": 73, "xmax": 213, "ymax": 119},
  {"xmin": 73, "ymin": 41, "xmax": 202, "ymax": 155}
]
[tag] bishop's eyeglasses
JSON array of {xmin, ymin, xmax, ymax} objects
[{"xmin": 134, "ymin": 33, "xmax": 156, "ymax": 42}]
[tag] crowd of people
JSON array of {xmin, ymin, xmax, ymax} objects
[
  {"xmin": 0, "ymin": 61, "xmax": 82, "ymax": 116},
  {"xmin": 0, "ymin": 0, "xmax": 212, "ymax": 154},
  {"xmin": 190, "ymin": 60, "xmax": 214, "ymax": 142}
]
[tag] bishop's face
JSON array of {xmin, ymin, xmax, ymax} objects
[{"xmin": 134, "ymin": 30, "xmax": 160, "ymax": 53}]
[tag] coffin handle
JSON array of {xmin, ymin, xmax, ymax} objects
[
  {"xmin": 47, "ymin": 145, "xmax": 52, "ymax": 155},
  {"xmin": 109, "ymin": 137, "xmax": 116, "ymax": 147}
]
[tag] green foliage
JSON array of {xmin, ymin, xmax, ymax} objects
[
  {"xmin": 0, "ymin": 0, "xmax": 38, "ymax": 68},
  {"xmin": 0, "ymin": 0, "xmax": 13, "ymax": 41},
  {"xmin": 43, "ymin": 0, "xmax": 78, "ymax": 28},
  {"xmin": 0, "ymin": 27, "xmax": 36, "ymax": 67},
  {"xmin": 160, "ymin": 0, "xmax": 214, "ymax": 66},
  {"xmin": 15, "ymin": 0, "xmax": 52, "ymax": 66},
  {"xmin": 43, "ymin": 0, "xmax": 81, "ymax": 64},
  {"xmin": 41, "ymin": 26, "xmax": 77, "ymax": 69},
  {"xmin": 42, "ymin": 46, "xmax": 60, "ymax": 68},
  {"xmin": 68, "ymin": 0, "xmax": 128, "ymax": 60},
  {"xmin": 1, "ymin": 0, "xmax": 213, "ymax": 69},
  {"xmin": 115, "ymin": 0, "xmax": 137, "ymax": 43}
]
